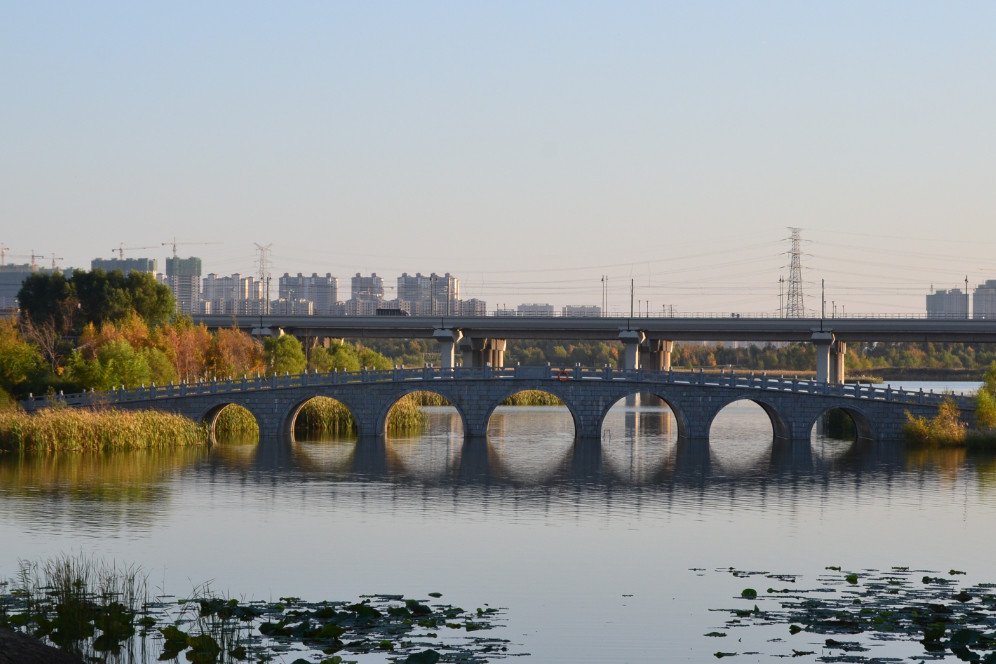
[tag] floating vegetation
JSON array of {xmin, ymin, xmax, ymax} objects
[
  {"xmin": 703, "ymin": 566, "xmax": 996, "ymax": 662},
  {"xmin": 0, "ymin": 407, "xmax": 206, "ymax": 453},
  {"xmin": 1, "ymin": 555, "xmax": 516, "ymax": 663}
]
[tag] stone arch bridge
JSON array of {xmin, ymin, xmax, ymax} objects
[{"xmin": 21, "ymin": 366, "xmax": 970, "ymax": 446}]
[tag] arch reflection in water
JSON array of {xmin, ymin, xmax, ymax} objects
[
  {"xmin": 600, "ymin": 393, "xmax": 677, "ymax": 483},
  {"xmin": 487, "ymin": 399, "xmax": 575, "ymax": 484}
]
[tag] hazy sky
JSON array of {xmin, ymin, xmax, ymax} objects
[{"xmin": 3, "ymin": 2, "xmax": 995, "ymax": 315}]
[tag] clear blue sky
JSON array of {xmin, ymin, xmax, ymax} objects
[{"xmin": 3, "ymin": 2, "xmax": 994, "ymax": 314}]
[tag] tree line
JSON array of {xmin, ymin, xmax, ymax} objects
[{"xmin": 0, "ymin": 270, "xmax": 393, "ymax": 407}]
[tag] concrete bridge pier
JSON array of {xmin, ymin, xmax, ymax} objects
[
  {"xmin": 461, "ymin": 337, "xmax": 489, "ymax": 368},
  {"xmin": 433, "ymin": 328, "xmax": 463, "ymax": 369},
  {"xmin": 619, "ymin": 330, "xmax": 646, "ymax": 371},
  {"xmin": 812, "ymin": 331, "xmax": 835, "ymax": 383},
  {"xmin": 831, "ymin": 341, "xmax": 847, "ymax": 385}
]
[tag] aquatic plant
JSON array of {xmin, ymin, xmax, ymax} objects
[
  {"xmin": 295, "ymin": 396, "xmax": 356, "ymax": 435},
  {"xmin": 705, "ymin": 566, "xmax": 996, "ymax": 662},
  {"xmin": 501, "ymin": 390, "xmax": 564, "ymax": 406},
  {"xmin": 0, "ymin": 555, "xmax": 513, "ymax": 663},
  {"xmin": 0, "ymin": 408, "xmax": 206, "ymax": 453},
  {"xmin": 387, "ymin": 394, "xmax": 427, "ymax": 433},
  {"xmin": 212, "ymin": 404, "xmax": 259, "ymax": 443}
]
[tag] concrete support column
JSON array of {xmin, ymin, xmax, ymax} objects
[
  {"xmin": 662, "ymin": 340, "xmax": 673, "ymax": 371},
  {"xmin": 432, "ymin": 328, "xmax": 463, "ymax": 370},
  {"xmin": 831, "ymin": 341, "xmax": 847, "ymax": 385},
  {"xmin": 811, "ymin": 331, "xmax": 835, "ymax": 383},
  {"xmin": 643, "ymin": 339, "xmax": 665, "ymax": 371},
  {"xmin": 618, "ymin": 330, "xmax": 646, "ymax": 371},
  {"xmin": 490, "ymin": 339, "xmax": 507, "ymax": 368},
  {"xmin": 460, "ymin": 337, "xmax": 489, "ymax": 368}
]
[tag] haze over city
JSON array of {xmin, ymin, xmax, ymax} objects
[{"xmin": 3, "ymin": 2, "xmax": 995, "ymax": 314}]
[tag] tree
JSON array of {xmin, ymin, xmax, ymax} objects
[
  {"xmin": 65, "ymin": 339, "xmax": 151, "ymax": 391},
  {"xmin": 17, "ymin": 269, "xmax": 174, "ymax": 331},
  {"xmin": 263, "ymin": 335, "xmax": 307, "ymax": 375},
  {"xmin": 207, "ymin": 328, "xmax": 264, "ymax": 378},
  {"xmin": 0, "ymin": 319, "xmax": 45, "ymax": 398}
]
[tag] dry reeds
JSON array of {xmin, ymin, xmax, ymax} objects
[{"xmin": 0, "ymin": 408, "xmax": 206, "ymax": 453}]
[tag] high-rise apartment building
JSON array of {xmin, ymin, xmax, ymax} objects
[
  {"xmin": 90, "ymin": 257, "xmax": 157, "ymax": 276},
  {"xmin": 926, "ymin": 288, "xmax": 968, "ymax": 319},
  {"xmin": 166, "ymin": 257, "xmax": 202, "ymax": 314},
  {"xmin": 202, "ymin": 273, "xmax": 265, "ymax": 315},
  {"xmin": 278, "ymin": 273, "xmax": 339, "ymax": 315},
  {"xmin": 347, "ymin": 273, "xmax": 384, "ymax": 315},
  {"xmin": 397, "ymin": 272, "xmax": 459, "ymax": 315},
  {"xmin": 974, "ymin": 280, "xmax": 996, "ymax": 320}
]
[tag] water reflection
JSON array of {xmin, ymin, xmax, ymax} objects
[{"xmin": 2, "ymin": 407, "xmax": 993, "ymax": 502}]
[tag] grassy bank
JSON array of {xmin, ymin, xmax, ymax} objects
[{"xmin": 0, "ymin": 408, "xmax": 206, "ymax": 453}]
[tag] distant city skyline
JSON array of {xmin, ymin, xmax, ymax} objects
[{"xmin": 3, "ymin": 3, "xmax": 995, "ymax": 314}]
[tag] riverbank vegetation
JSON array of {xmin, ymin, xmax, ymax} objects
[
  {"xmin": 903, "ymin": 362, "xmax": 996, "ymax": 447},
  {"xmin": 0, "ymin": 407, "xmax": 206, "ymax": 453},
  {"xmin": 0, "ymin": 553, "xmax": 510, "ymax": 663}
]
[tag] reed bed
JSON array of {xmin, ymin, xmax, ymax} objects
[
  {"xmin": 406, "ymin": 391, "xmax": 452, "ymax": 407},
  {"xmin": 501, "ymin": 390, "xmax": 564, "ymax": 406},
  {"xmin": 386, "ymin": 393, "xmax": 427, "ymax": 433},
  {"xmin": 213, "ymin": 404, "xmax": 260, "ymax": 443},
  {"xmin": 0, "ymin": 408, "xmax": 206, "ymax": 453},
  {"xmin": 295, "ymin": 397, "xmax": 357, "ymax": 436}
]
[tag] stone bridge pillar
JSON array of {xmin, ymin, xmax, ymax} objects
[
  {"xmin": 433, "ymin": 328, "xmax": 463, "ymax": 369},
  {"xmin": 811, "ymin": 331, "xmax": 835, "ymax": 383},
  {"xmin": 619, "ymin": 330, "xmax": 645, "ymax": 371}
]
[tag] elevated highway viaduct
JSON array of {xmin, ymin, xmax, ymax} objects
[{"xmin": 193, "ymin": 315, "xmax": 996, "ymax": 384}]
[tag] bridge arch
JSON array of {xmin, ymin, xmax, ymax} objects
[
  {"xmin": 482, "ymin": 387, "xmax": 579, "ymax": 439},
  {"xmin": 808, "ymin": 404, "xmax": 875, "ymax": 443},
  {"xmin": 707, "ymin": 396, "xmax": 790, "ymax": 442},
  {"xmin": 284, "ymin": 395, "xmax": 359, "ymax": 442},
  {"xmin": 198, "ymin": 401, "xmax": 262, "ymax": 443},
  {"xmin": 596, "ymin": 391, "xmax": 687, "ymax": 441},
  {"xmin": 374, "ymin": 387, "xmax": 469, "ymax": 439}
]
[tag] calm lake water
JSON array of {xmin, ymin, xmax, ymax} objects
[{"xmin": 2, "ymin": 382, "xmax": 994, "ymax": 663}]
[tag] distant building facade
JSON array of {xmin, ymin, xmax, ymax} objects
[
  {"xmin": 563, "ymin": 305, "xmax": 601, "ymax": 317},
  {"xmin": 0, "ymin": 264, "xmax": 36, "ymax": 311},
  {"xmin": 974, "ymin": 280, "xmax": 996, "ymax": 320},
  {"xmin": 518, "ymin": 303, "xmax": 555, "ymax": 316},
  {"xmin": 347, "ymin": 273, "xmax": 385, "ymax": 315},
  {"xmin": 397, "ymin": 272, "xmax": 459, "ymax": 315},
  {"xmin": 278, "ymin": 273, "xmax": 339, "ymax": 315},
  {"xmin": 202, "ymin": 273, "xmax": 265, "ymax": 316},
  {"xmin": 926, "ymin": 288, "xmax": 968, "ymax": 319},
  {"xmin": 90, "ymin": 257, "xmax": 157, "ymax": 276},
  {"xmin": 166, "ymin": 257, "xmax": 202, "ymax": 314}
]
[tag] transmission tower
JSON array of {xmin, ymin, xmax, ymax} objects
[
  {"xmin": 255, "ymin": 243, "xmax": 273, "ymax": 315},
  {"xmin": 785, "ymin": 227, "xmax": 806, "ymax": 317}
]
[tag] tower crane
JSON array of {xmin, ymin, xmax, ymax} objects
[
  {"xmin": 162, "ymin": 238, "xmax": 221, "ymax": 258},
  {"xmin": 0, "ymin": 244, "xmax": 32, "ymax": 268},
  {"xmin": 113, "ymin": 243, "xmax": 160, "ymax": 260}
]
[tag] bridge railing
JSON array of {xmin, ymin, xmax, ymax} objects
[{"xmin": 21, "ymin": 366, "xmax": 973, "ymax": 411}]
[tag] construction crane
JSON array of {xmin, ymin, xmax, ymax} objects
[
  {"xmin": 162, "ymin": 238, "xmax": 221, "ymax": 258},
  {"xmin": 113, "ymin": 243, "xmax": 159, "ymax": 260},
  {"xmin": 0, "ymin": 244, "xmax": 32, "ymax": 267},
  {"xmin": 49, "ymin": 253, "xmax": 64, "ymax": 270}
]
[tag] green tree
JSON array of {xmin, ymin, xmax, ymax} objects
[
  {"xmin": 66, "ymin": 339, "xmax": 152, "ymax": 390},
  {"xmin": 264, "ymin": 335, "xmax": 307, "ymax": 375},
  {"xmin": 0, "ymin": 320, "xmax": 45, "ymax": 398}
]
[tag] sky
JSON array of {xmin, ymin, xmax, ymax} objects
[{"xmin": 2, "ymin": 2, "xmax": 995, "ymax": 316}]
